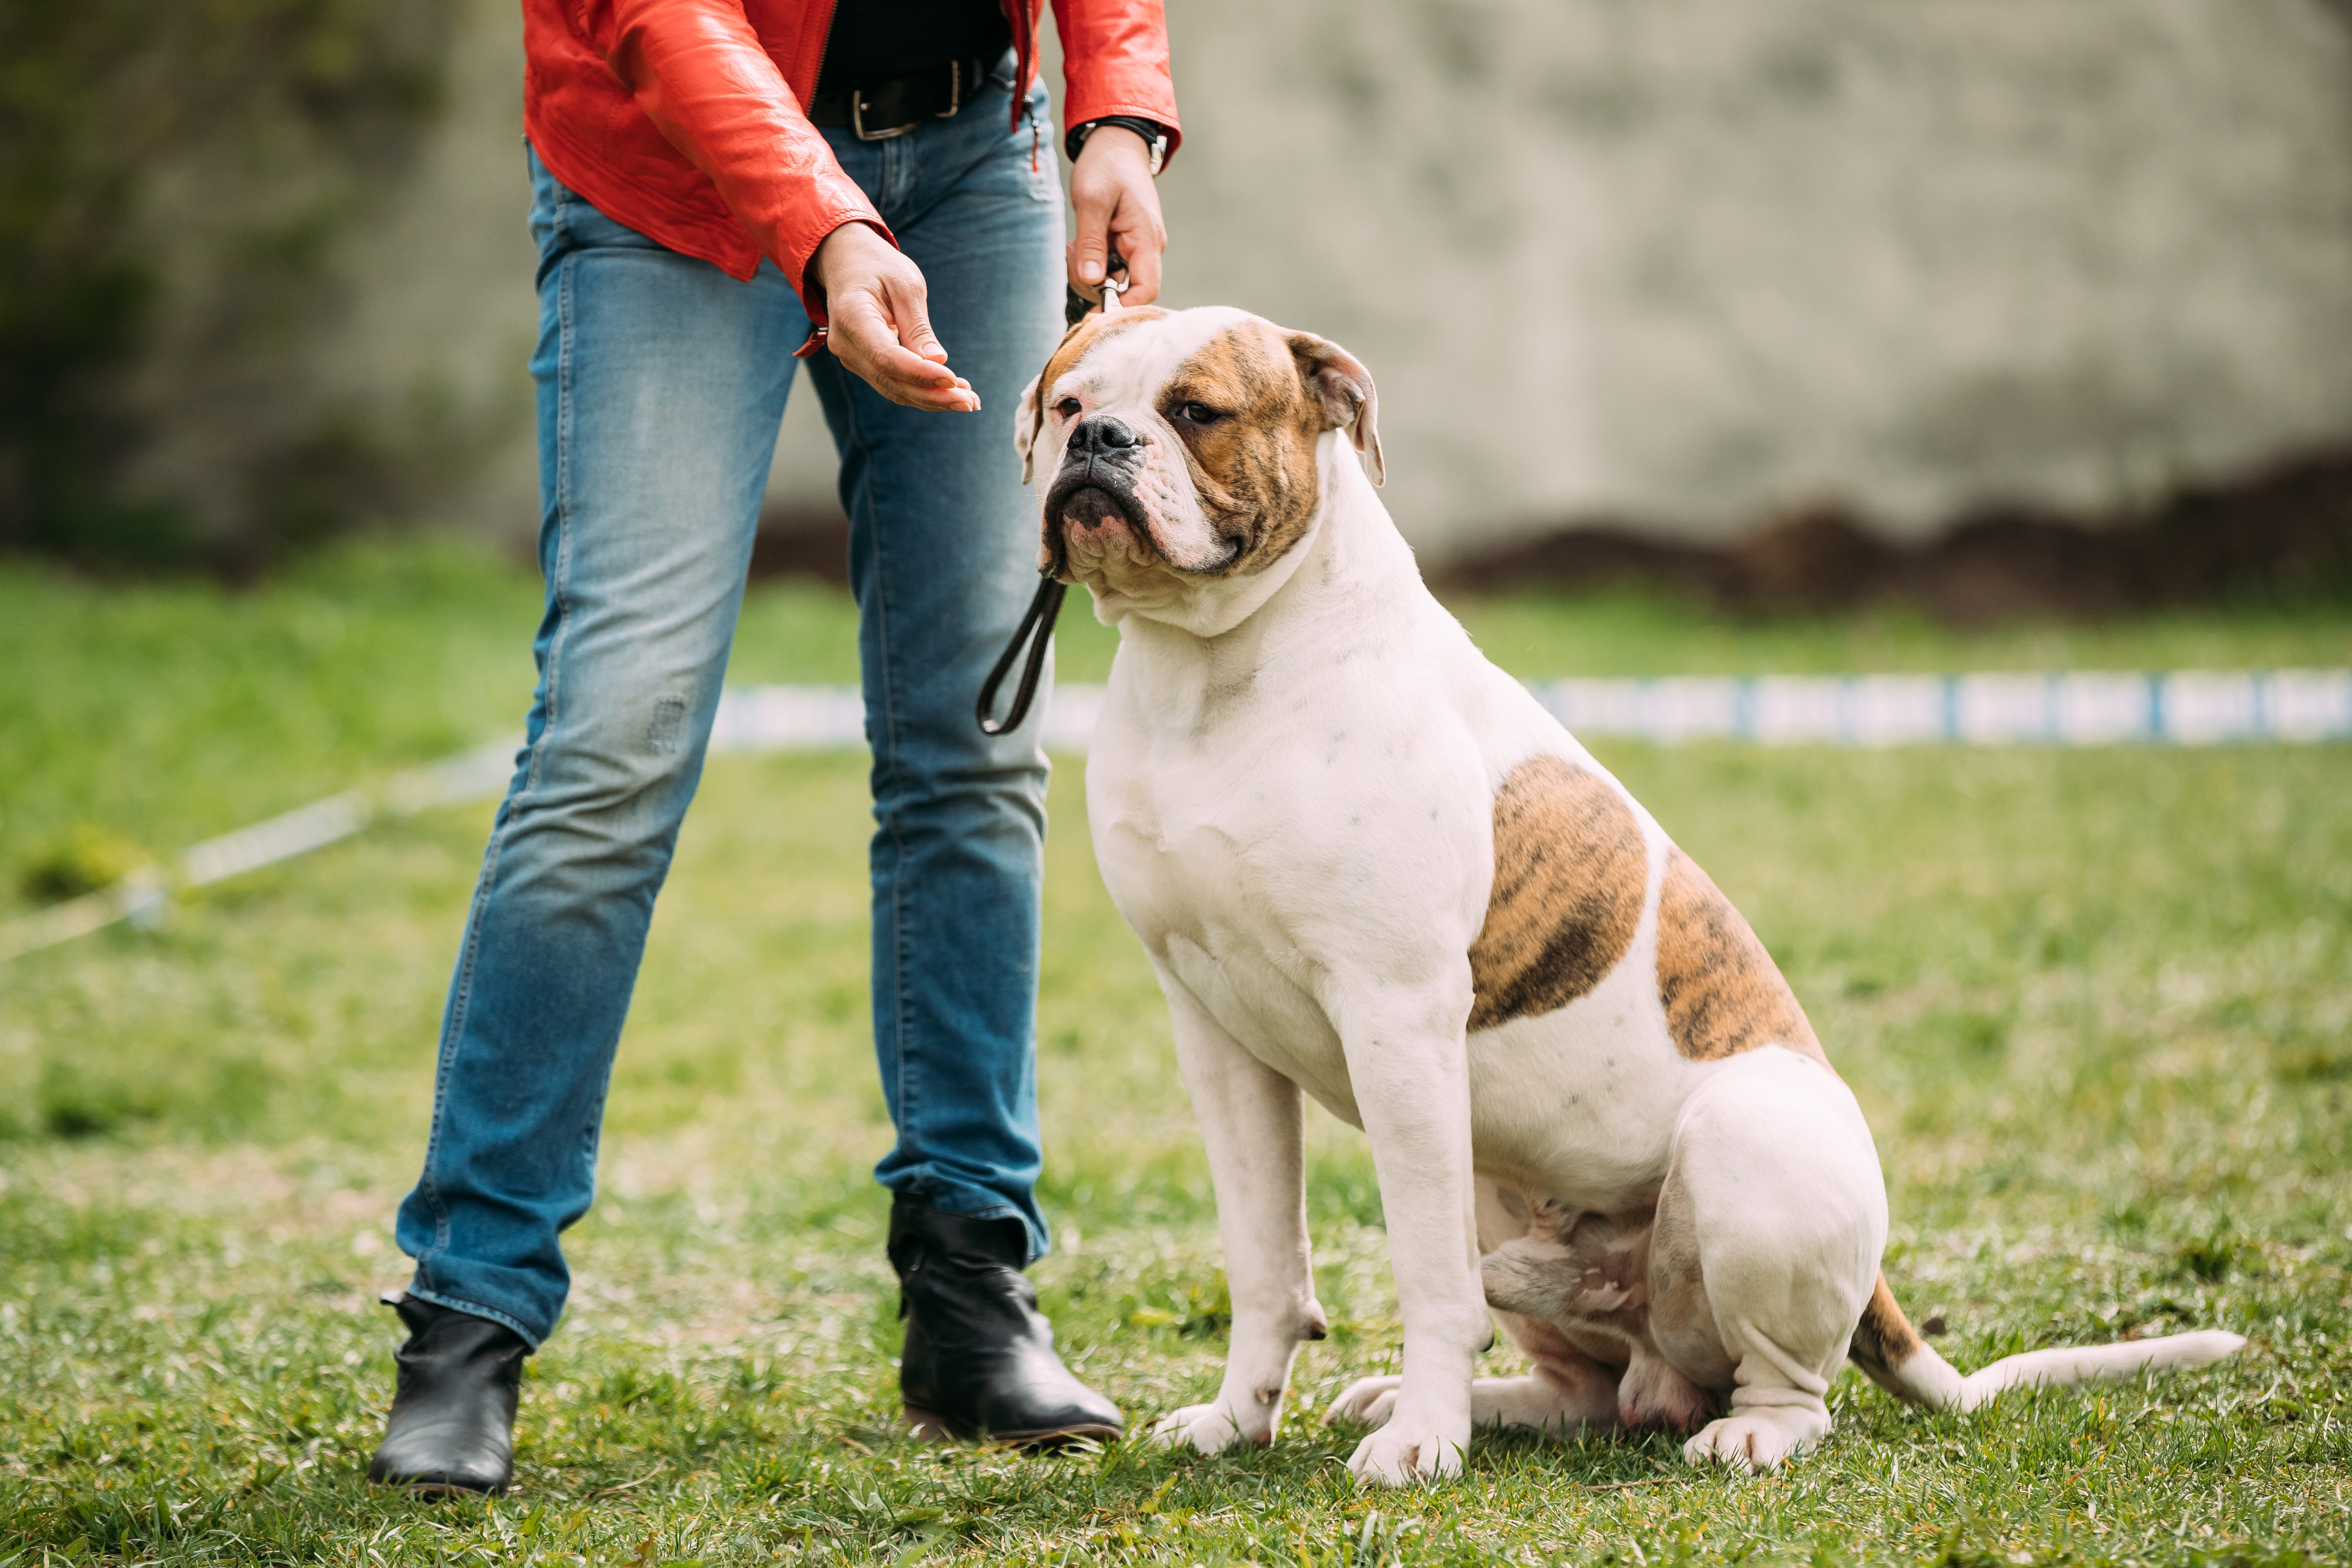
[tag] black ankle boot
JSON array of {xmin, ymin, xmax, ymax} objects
[
  {"xmin": 367, "ymin": 1292, "xmax": 527, "ymax": 1494},
  {"xmin": 888, "ymin": 1199, "xmax": 1123, "ymax": 1446}
]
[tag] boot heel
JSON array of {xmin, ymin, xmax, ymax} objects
[{"xmin": 902, "ymin": 1405, "xmax": 960, "ymax": 1441}]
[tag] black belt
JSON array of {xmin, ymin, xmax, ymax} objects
[{"xmin": 807, "ymin": 56, "xmax": 991, "ymax": 141}]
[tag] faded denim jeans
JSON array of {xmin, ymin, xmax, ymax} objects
[{"xmin": 393, "ymin": 65, "xmax": 1066, "ymax": 1347}]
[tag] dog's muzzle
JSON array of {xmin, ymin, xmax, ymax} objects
[{"xmin": 1048, "ymin": 416, "xmax": 1154, "ymax": 547}]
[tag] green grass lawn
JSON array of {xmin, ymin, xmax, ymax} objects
[{"xmin": 1, "ymin": 537, "xmax": 2348, "ymax": 1565}]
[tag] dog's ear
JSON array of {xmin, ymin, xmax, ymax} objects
[
  {"xmin": 1288, "ymin": 332, "xmax": 1384, "ymax": 488},
  {"xmin": 1015, "ymin": 370, "xmax": 1044, "ymax": 486}
]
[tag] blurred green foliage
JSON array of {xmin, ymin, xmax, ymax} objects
[
  {"xmin": 0, "ymin": 0, "xmax": 452, "ymax": 566},
  {"xmin": 15, "ymin": 821, "xmax": 148, "ymax": 903}
]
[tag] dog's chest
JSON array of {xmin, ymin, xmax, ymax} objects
[
  {"xmin": 1088, "ymin": 749, "xmax": 1368, "ymax": 1121},
  {"xmin": 1091, "ymin": 733, "xmax": 1727, "ymax": 1214}
]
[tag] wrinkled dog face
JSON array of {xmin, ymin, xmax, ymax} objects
[{"xmin": 1014, "ymin": 306, "xmax": 1382, "ymax": 603}]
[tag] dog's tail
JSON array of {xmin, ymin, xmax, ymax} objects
[{"xmin": 1847, "ymin": 1273, "xmax": 2244, "ymax": 1414}]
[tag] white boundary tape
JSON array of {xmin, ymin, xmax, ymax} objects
[
  {"xmin": 0, "ymin": 743, "xmax": 515, "ymax": 964},
  {"xmin": 6, "ymin": 671, "xmax": 2345, "ymax": 963},
  {"xmin": 703, "ymin": 671, "xmax": 2352, "ymax": 751},
  {"xmin": 1532, "ymin": 668, "xmax": 2352, "ymax": 748}
]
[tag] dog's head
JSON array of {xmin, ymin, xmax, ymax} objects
[{"xmin": 1014, "ymin": 306, "xmax": 1382, "ymax": 616}]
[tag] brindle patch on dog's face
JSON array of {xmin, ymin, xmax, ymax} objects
[
  {"xmin": 1654, "ymin": 849, "xmax": 1827, "ymax": 1063},
  {"xmin": 1468, "ymin": 756, "xmax": 1647, "ymax": 1030},
  {"xmin": 1156, "ymin": 323, "xmax": 1329, "ymax": 574}
]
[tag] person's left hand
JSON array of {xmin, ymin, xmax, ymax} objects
[{"xmin": 1068, "ymin": 125, "xmax": 1167, "ymax": 306}]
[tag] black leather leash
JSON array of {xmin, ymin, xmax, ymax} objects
[
  {"xmin": 975, "ymin": 249, "xmax": 1127, "ymax": 736},
  {"xmin": 975, "ymin": 568, "xmax": 1067, "ymax": 735}
]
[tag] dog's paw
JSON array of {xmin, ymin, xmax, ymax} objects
[
  {"xmin": 1345, "ymin": 1412, "xmax": 1469, "ymax": 1487},
  {"xmin": 1321, "ymin": 1375, "xmax": 1403, "ymax": 1428},
  {"xmin": 1681, "ymin": 1411, "xmax": 1817, "ymax": 1472},
  {"xmin": 1149, "ymin": 1402, "xmax": 1266, "ymax": 1455}
]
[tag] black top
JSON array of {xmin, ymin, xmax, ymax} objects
[{"xmin": 816, "ymin": 0, "xmax": 1014, "ymax": 92}]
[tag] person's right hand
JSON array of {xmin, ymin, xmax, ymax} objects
[{"xmin": 809, "ymin": 222, "xmax": 980, "ymax": 412}]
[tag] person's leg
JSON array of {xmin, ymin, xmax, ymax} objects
[
  {"xmin": 390, "ymin": 149, "xmax": 802, "ymax": 1352},
  {"xmin": 806, "ymin": 69, "xmax": 1067, "ymax": 1257},
  {"xmin": 804, "ymin": 69, "xmax": 1119, "ymax": 1443}
]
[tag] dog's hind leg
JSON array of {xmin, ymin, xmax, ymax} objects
[
  {"xmin": 1329, "ymin": 1372, "xmax": 1618, "ymax": 1436},
  {"xmin": 1147, "ymin": 968, "xmax": 1329, "ymax": 1455},
  {"xmin": 1328, "ymin": 1309, "xmax": 1621, "ymax": 1436},
  {"xmin": 1658, "ymin": 1047, "xmax": 1888, "ymax": 1472}
]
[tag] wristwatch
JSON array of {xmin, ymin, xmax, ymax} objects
[{"xmin": 1066, "ymin": 116, "xmax": 1169, "ymax": 177}]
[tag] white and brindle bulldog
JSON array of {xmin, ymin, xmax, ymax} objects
[{"xmin": 1013, "ymin": 305, "xmax": 2244, "ymax": 1487}]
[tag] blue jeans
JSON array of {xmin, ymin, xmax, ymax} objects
[{"xmin": 393, "ymin": 68, "xmax": 1066, "ymax": 1348}]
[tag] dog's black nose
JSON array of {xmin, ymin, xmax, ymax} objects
[{"xmin": 1070, "ymin": 416, "xmax": 1139, "ymax": 456}]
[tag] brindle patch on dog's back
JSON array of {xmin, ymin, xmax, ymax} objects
[
  {"xmin": 1469, "ymin": 756, "xmax": 1647, "ymax": 1030},
  {"xmin": 1655, "ymin": 850, "xmax": 1826, "ymax": 1063}
]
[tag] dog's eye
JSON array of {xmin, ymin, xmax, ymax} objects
[
  {"xmin": 1174, "ymin": 401, "xmax": 1224, "ymax": 426},
  {"xmin": 1056, "ymin": 397, "xmax": 1082, "ymax": 419}
]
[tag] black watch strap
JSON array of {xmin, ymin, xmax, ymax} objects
[{"xmin": 1065, "ymin": 115, "xmax": 1169, "ymax": 175}]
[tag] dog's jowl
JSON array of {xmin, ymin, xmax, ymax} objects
[{"xmin": 1017, "ymin": 306, "xmax": 2244, "ymax": 1487}]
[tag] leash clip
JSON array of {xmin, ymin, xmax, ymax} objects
[{"xmin": 1063, "ymin": 244, "xmax": 1128, "ymax": 328}]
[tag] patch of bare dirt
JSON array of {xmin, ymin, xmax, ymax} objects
[{"xmin": 1437, "ymin": 445, "xmax": 2352, "ymax": 620}]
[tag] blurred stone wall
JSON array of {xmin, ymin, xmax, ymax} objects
[
  {"xmin": 1145, "ymin": 0, "xmax": 2352, "ymax": 554},
  {"xmin": 322, "ymin": 0, "xmax": 2352, "ymax": 559},
  {"xmin": 314, "ymin": 0, "xmax": 543, "ymax": 538}
]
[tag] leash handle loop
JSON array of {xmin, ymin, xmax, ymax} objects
[{"xmin": 976, "ymin": 568, "xmax": 1068, "ymax": 735}]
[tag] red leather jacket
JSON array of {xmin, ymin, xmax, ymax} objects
[{"xmin": 524, "ymin": 0, "xmax": 1180, "ymax": 315}]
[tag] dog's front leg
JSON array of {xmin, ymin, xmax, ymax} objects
[
  {"xmin": 1332, "ymin": 983, "xmax": 1487, "ymax": 1486},
  {"xmin": 1149, "ymin": 967, "xmax": 1328, "ymax": 1455}
]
